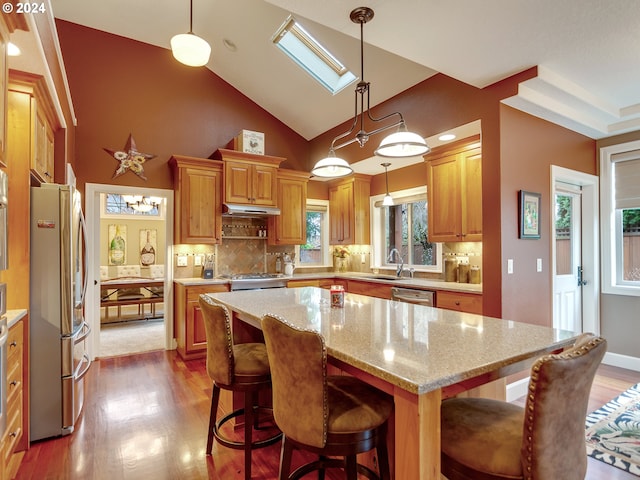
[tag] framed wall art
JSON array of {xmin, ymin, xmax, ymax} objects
[{"xmin": 519, "ymin": 190, "xmax": 541, "ymax": 239}]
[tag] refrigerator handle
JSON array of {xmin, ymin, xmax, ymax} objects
[{"xmin": 79, "ymin": 207, "xmax": 89, "ymax": 305}]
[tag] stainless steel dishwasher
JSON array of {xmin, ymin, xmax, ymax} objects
[{"xmin": 390, "ymin": 287, "xmax": 435, "ymax": 306}]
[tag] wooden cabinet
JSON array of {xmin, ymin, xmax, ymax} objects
[
  {"xmin": 328, "ymin": 174, "xmax": 371, "ymax": 245},
  {"xmin": 0, "ymin": 17, "xmax": 8, "ymax": 168},
  {"xmin": 174, "ymin": 283, "xmax": 229, "ymax": 360},
  {"xmin": 170, "ymin": 156, "xmax": 223, "ymax": 244},
  {"xmin": 346, "ymin": 280, "xmax": 392, "ymax": 300},
  {"xmin": 8, "ymin": 71, "xmax": 59, "ymax": 184},
  {"xmin": 436, "ymin": 290, "xmax": 483, "ymax": 315},
  {"xmin": 213, "ymin": 149, "xmax": 283, "ymax": 207},
  {"xmin": 2, "ymin": 316, "xmax": 27, "ymax": 479},
  {"xmin": 287, "ymin": 278, "xmax": 343, "ymax": 289},
  {"xmin": 426, "ymin": 136, "xmax": 482, "ymax": 242},
  {"xmin": 268, "ymin": 169, "xmax": 309, "ymax": 245}
]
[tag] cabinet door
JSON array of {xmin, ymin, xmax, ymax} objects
[
  {"xmin": 461, "ymin": 147, "xmax": 482, "ymax": 241},
  {"xmin": 32, "ymin": 106, "xmax": 54, "ymax": 182},
  {"xmin": 187, "ymin": 300, "xmax": 208, "ymax": 354},
  {"xmin": 270, "ymin": 174, "xmax": 307, "ymax": 245},
  {"xmin": 427, "ymin": 154, "xmax": 461, "ymax": 242},
  {"xmin": 437, "ymin": 290, "xmax": 483, "ymax": 314},
  {"xmin": 225, "ymin": 161, "xmax": 252, "ymax": 204},
  {"xmin": 252, "ymin": 164, "xmax": 277, "ymax": 206},
  {"xmin": 329, "ymin": 182, "xmax": 353, "ymax": 244},
  {"xmin": 181, "ymin": 167, "xmax": 222, "ymax": 244},
  {"xmin": 0, "ymin": 20, "xmax": 7, "ymax": 168}
]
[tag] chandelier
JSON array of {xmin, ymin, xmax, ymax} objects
[
  {"xmin": 123, "ymin": 195, "xmax": 162, "ymax": 213},
  {"xmin": 311, "ymin": 7, "xmax": 430, "ymax": 178}
]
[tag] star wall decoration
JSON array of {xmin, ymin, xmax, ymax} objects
[{"xmin": 104, "ymin": 134, "xmax": 156, "ymax": 180}]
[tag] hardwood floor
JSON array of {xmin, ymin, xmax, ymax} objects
[{"xmin": 14, "ymin": 351, "xmax": 640, "ymax": 479}]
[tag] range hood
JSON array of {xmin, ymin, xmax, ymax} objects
[{"xmin": 222, "ymin": 203, "xmax": 281, "ymax": 216}]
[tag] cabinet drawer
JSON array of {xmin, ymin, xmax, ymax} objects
[
  {"xmin": 6, "ymin": 358, "xmax": 22, "ymax": 407},
  {"xmin": 437, "ymin": 291, "xmax": 483, "ymax": 314},
  {"xmin": 2, "ymin": 391, "xmax": 22, "ymax": 462},
  {"xmin": 186, "ymin": 284, "xmax": 228, "ymax": 301},
  {"xmin": 7, "ymin": 320, "xmax": 23, "ymax": 364}
]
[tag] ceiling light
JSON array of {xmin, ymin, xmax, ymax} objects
[
  {"xmin": 311, "ymin": 150, "xmax": 353, "ymax": 178},
  {"xmin": 310, "ymin": 7, "xmax": 429, "ymax": 178},
  {"xmin": 381, "ymin": 162, "xmax": 394, "ymax": 206},
  {"xmin": 171, "ymin": 0, "xmax": 211, "ymax": 67},
  {"xmin": 438, "ymin": 133, "xmax": 456, "ymax": 142},
  {"xmin": 123, "ymin": 195, "xmax": 161, "ymax": 213},
  {"xmin": 7, "ymin": 42, "xmax": 20, "ymax": 57}
]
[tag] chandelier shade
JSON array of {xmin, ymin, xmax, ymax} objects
[
  {"xmin": 310, "ymin": 6, "xmax": 429, "ymax": 179},
  {"xmin": 381, "ymin": 162, "xmax": 394, "ymax": 206},
  {"xmin": 310, "ymin": 152, "xmax": 353, "ymax": 178},
  {"xmin": 171, "ymin": 0, "xmax": 211, "ymax": 67},
  {"xmin": 123, "ymin": 195, "xmax": 162, "ymax": 213}
]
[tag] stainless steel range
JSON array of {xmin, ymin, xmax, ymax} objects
[{"xmin": 220, "ymin": 273, "xmax": 288, "ymax": 291}]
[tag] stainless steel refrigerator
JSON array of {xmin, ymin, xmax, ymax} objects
[{"xmin": 30, "ymin": 183, "xmax": 91, "ymax": 441}]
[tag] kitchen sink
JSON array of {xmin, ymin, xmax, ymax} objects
[{"xmin": 364, "ymin": 274, "xmax": 402, "ymax": 281}]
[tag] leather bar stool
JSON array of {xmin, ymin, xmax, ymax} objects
[
  {"xmin": 262, "ymin": 313, "xmax": 393, "ymax": 480},
  {"xmin": 198, "ymin": 295, "xmax": 281, "ymax": 480},
  {"xmin": 440, "ymin": 333, "xmax": 607, "ymax": 480}
]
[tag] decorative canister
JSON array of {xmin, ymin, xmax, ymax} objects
[
  {"xmin": 444, "ymin": 255, "xmax": 457, "ymax": 282},
  {"xmin": 469, "ymin": 266, "xmax": 481, "ymax": 284},
  {"xmin": 458, "ymin": 263, "xmax": 470, "ymax": 283},
  {"xmin": 330, "ymin": 285, "xmax": 345, "ymax": 308}
]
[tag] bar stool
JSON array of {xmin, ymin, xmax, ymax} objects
[
  {"xmin": 262, "ymin": 313, "xmax": 393, "ymax": 480},
  {"xmin": 198, "ymin": 295, "xmax": 281, "ymax": 480},
  {"xmin": 440, "ymin": 333, "xmax": 606, "ymax": 480}
]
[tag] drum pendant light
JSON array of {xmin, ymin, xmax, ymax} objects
[{"xmin": 171, "ymin": 0, "xmax": 211, "ymax": 67}]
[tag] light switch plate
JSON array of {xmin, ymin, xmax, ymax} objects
[
  {"xmin": 176, "ymin": 254, "xmax": 188, "ymax": 267},
  {"xmin": 194, "ymin": 254, "xmax": 204, "ymax": 266},
  {"xmin": 507, "ymin": 259, "xmax": 514, "ymax": 274},
  {"xmin": 536, "ymin": 258, "xmax": 542, "ymax": 272}
]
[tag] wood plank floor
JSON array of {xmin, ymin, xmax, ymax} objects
[{"xmin": 14, "ymin": 351, "xmax": 640, "ymax": 479}]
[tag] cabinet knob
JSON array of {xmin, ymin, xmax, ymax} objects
[
  {"xmin": 10, "ymin": 341, "xmax": 17, "ymax": 348},
  {"xmin": 10, "ymin": 380, "xmax": 17, "ymax": 387},
  {"xmin": 9, "ymin": 431, "xmax": 17, "ymax": 438},
  {"xmin": 455, "ymin": 301, "xmax": 460, "ymax": 305}
]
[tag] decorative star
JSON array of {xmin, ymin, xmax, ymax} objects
[{"xmin": 104, "ymin": 134, "xmax": 156, "ymax": 180}]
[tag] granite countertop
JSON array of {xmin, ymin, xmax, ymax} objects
[
  {"xmin": 175, "ymin": 271, "xmax": 482, "ymax": 294},
  {"xmin": 6, "ymin": 309, "xmax": 27, "ymax": 329},
  {"xmin": 209, "ymin": 287, "xmax": 575, "ymax": 395}
]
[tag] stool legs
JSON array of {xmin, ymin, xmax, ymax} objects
[
  {"xmin": 206, "ymin": 384, "xmax": 221, "ymax": 455},
  {"xmin": 244, "ymin": 390, "xmax": 254, "ymax": 480}
]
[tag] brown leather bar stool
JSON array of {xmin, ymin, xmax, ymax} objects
[
  {"xmin": 262, "ymin": 313, "xmax": 393, "ymax": 480},
  {"xmin": 440, "ymin": 333, "xmax": 607, "ymax": 480},
  {"xmin": 198, "ymin": 295, "xmax": 281, "ymax": 480}
]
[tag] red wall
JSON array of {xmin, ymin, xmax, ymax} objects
[
  {"xmin": 55, "ymin": 20, "xmax": 309, "ymax": 193},
  {"xmin": 499, "ymin": 105, "xmax": 595, "ymax": 326}
]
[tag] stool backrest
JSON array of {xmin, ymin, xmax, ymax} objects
[
  {"xmin": 262, "ymin": 314, "xmax": 327, "ymax": 448},
  {"xmin": 198, "ymin": 295, "xmax": 234, "ymax": 386},
  {"xmin": 522, "ymin": 333, "xmax": 606, "ymax": 479}
]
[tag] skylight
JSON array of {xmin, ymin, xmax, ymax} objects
[{"xmin": 272, "ymin": 15, "xmax": 356, "ymax": 95}]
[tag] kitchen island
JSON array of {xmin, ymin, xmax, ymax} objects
[{"xmin": 208, "ymin": 287, "xmax": 576, "ymax": 479}]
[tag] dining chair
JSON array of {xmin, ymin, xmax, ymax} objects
[
  {"xmin": 440, "ymin": 333, "xmax": 607, "ymax": 480},
  {"xmin": 198, "ymin": 295, "xmax": 281, "ymax": 480},
  {"xmin": 261, "ymin": 313, "xmax": 393, "ymax": 480},
  {"xmin": 115, "ymin": 264, "xmax": 145, "ymax": 318}
]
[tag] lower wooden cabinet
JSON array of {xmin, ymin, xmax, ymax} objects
[
  {"xmin": 287, "ymin": 278, "xmax": 338, "ymax": 289},
  {"xmin": 346, "ymin": 280, "xmax": 392, "ymax": 300},
  {"xmin": 174, "ymin": 283, "xmax": 229, "ymax": 360},
  {"xmin": 436, "ymin": 290, "xmax": 483, "ymax": 314},
  {"xmin": 2, "ymin": 316, "xmax": 27, "ymax": 479}
]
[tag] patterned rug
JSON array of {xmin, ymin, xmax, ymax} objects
[{"xmin": 586, "ymin": 383, "xmax": 640, "ymax": 476}]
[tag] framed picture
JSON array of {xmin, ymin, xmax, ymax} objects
[{"xmin": 519, "ymin": 190, "xmax": 541, "ymax": 239}]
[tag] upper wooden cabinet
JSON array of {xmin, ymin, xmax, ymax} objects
[
  {"xmin": 213, "ymin": 149, "xmax": 283, "ymax": 207},
  {"xmin": 8, "ymin": 71, "xmax": 59, "ymax": 184},
  {"xmin": 329, "ymin": 174, "xmax": 371, "ymax": 245},
  {"xmin": 426, "ymin": 136, "xmax": 482, "ymax": 242},
  {"xmin": 169, "ymin": 155, "xmax": 223, "ymax": 244},
  {"xmin": 268, "ymin": 168, "xmax": 309, "ymax": 245}
]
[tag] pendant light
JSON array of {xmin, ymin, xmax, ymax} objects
[
  {"xmin": 381, "ymin": 162, "xmax": 394, "ymax": 206},
  {"xmin": 171, "ymin": 0, "xmax": 211, "ymax": 67},
  {"xmin": 310, "ymin": 7, "xmax": 429, "ymax": 178}
]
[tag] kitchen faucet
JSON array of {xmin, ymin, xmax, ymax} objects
[{"xmin": 388, "ymin": 248, "xmax": 404, "ymax": 277}]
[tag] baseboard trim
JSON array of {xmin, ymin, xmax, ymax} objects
[
  {"xmin": 603, "ymin": 352, "xmax": 640, "ymax": 372},
  {"xmin": 506, "ymin": 377, "xmax": 530, "ymax": 402}
]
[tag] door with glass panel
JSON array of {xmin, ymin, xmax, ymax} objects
[{"xmin": 553, "ymin": 188, "xmax": 582, "ymax": 332}]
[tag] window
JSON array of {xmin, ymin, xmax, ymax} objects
[
  {"xmin": 272, "ymin": 15, "xmax": 356, "ymax": 95},
  {"xmin": 296, "ymin": 201, "xmax": 330, "ymax": 267},
  {"xmin": 371, "ymin": 187, "xmax": 441, "ymax": 273},
  {"xmin": 600, "ymin": 141, "xmax": 640, "ymax": 295}
]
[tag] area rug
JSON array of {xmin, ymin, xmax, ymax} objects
[
  {"xmin": 585, "ymin": 383, "xmax": 640, "ymax": 476},
  {"xmin": 100, "ymin": 319, "xmax": 165, "ymax": 357}
]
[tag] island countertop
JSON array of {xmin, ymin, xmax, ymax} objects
[{"xmin": 208, "ymin": 287, "xmax": 576, "ymax": 395}]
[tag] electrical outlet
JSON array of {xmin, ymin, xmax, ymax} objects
[
  {"xmin": 194, "ymin": 254, "xmax": 204, "ymax": 266},
  {"xmin": 507, "ymin": 259, "xmax": 514, "ymax": 274},
  {"xmin": 536, "ymin": 258, "xmax": 542, "ymax": 272},
  {"xmin": 176, "ymin": 254, "xmax": 188, "ymax": 267}
]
